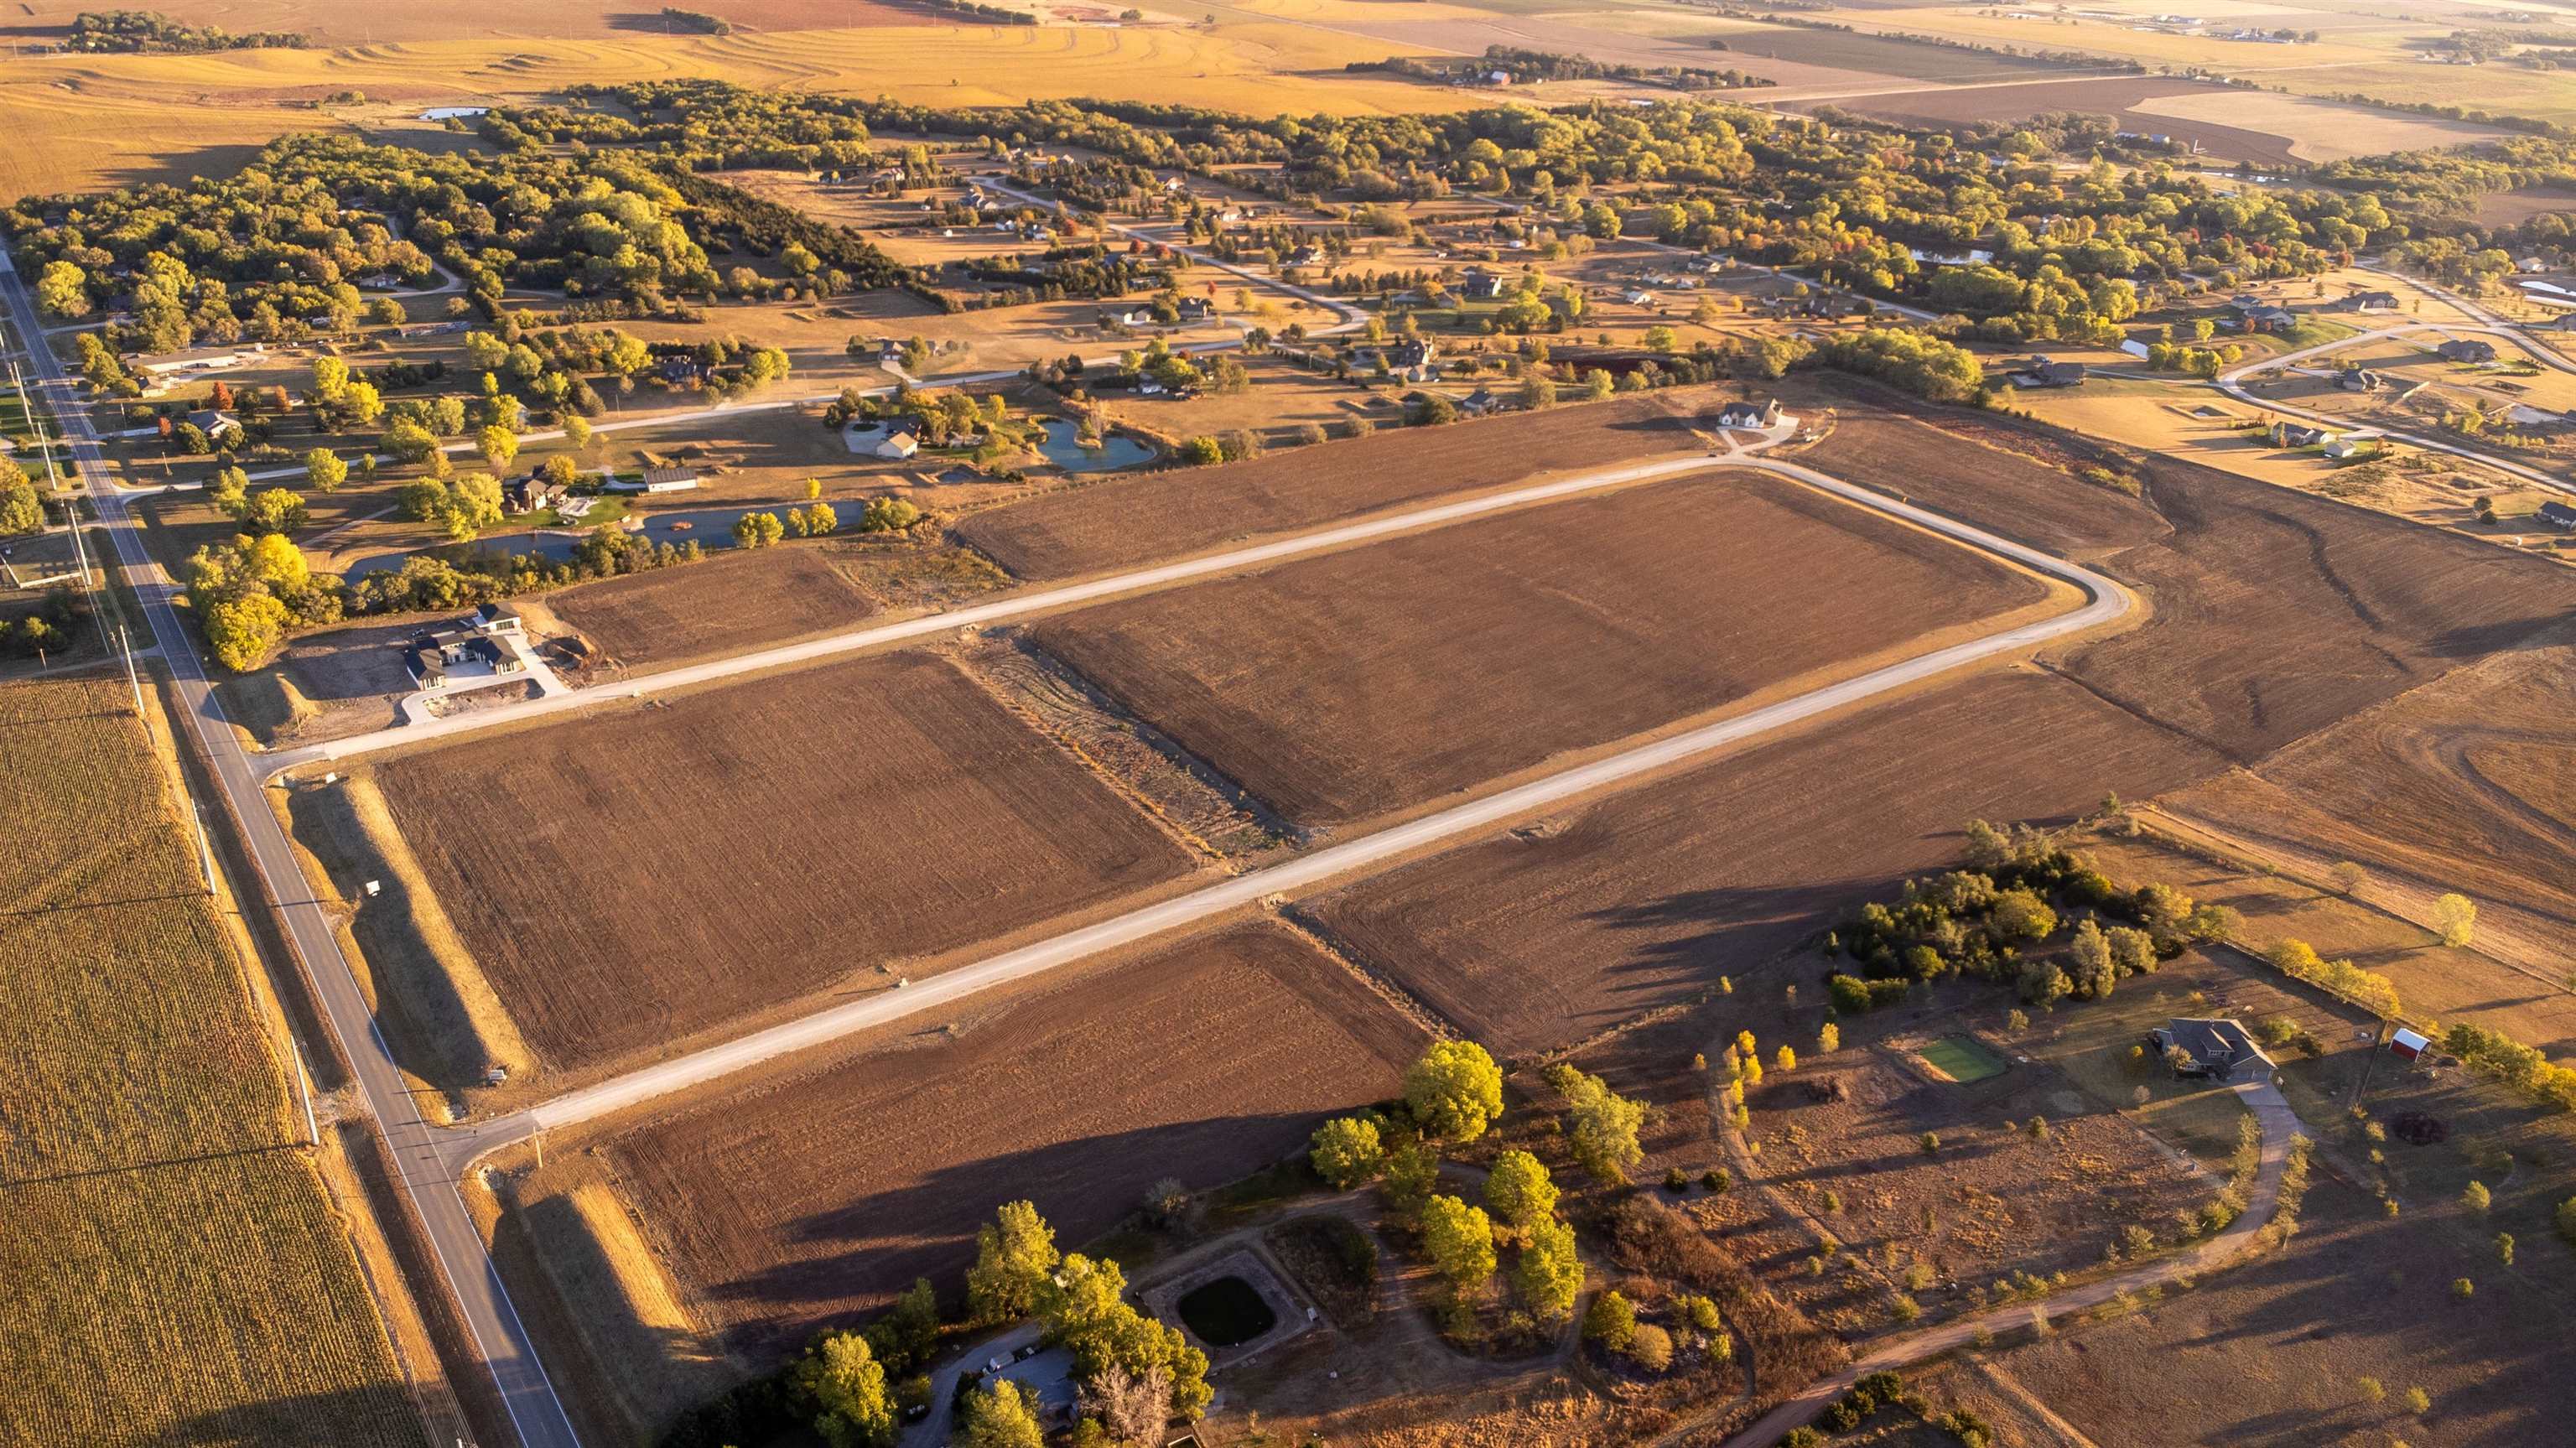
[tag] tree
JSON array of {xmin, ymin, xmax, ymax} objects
[
  {"xmin": 204, "ymin": 590, "xmax": 289, "ymax": 672},
  {"xmin": 1550, "ymin": 1063, "xmax": 1646, "ymax": 1182},
  {"xmin": 1309, "ymin": 1115, "xmax": 1385, "ymax": 1189},
  {"xmin": 1628, "ymin": 1323, "xmax": 1674, "ymax": 1371},
  {"xmin": 477, "ymin": 424, "xmax": 519, "ymax": 470},
  {"xmin": 2135, "ymin": 882, "xmax": 2193, "ymax": 942},
  {"xmin": 860, "ymin": 496, "xmax": 921, "ymax": 532},
  {"xmin": 1584, "ymin": 1289, "xmax": 1637, "ymax": 1351},
  {"xmin": 966, "ymin": 1201, "xmax": 1059, "ymax": 1324},
  {"xmin": 734, "ymin": 511, "xmax": 786, "ymax": 548},
  {"xmin": 2330, "ymin": 860, "xmax": 2367, "ymax": 895},
  {"xmin": 1383, "ymin": 1138, "xmax": 1437, "ymax": 1219},
  {"xmin": 2464, "ymin": 1180, "xmax": 2491, "ymax": 1213},
  {"xmin": 1078, "ymin": 1363, "xmax": 1167, "ymax": 1448},
  {"xmin": 561, "ymin": 413, "xmax": 594, "ymax": 452},
  {"xmin": 382, "ymin": 418, "xmax": 440, "ymax": 464},
  {"xmin": 2070, "ymin": 919, "xmax": 2116, "ymax": 998},
  {"xmin": 1404, "ymin": 1040, "xmax": 1504, "ymax": 1142},
  {"xmin": 797, "ymin": 1331, "xmax": 895, "ymax": 1448},
  {"xmin": 1181, "ymin": 434, "xmax": 1223, "ymax": 465},
  {"xmin": 954, "ymin": 1379, "xmax": 1042, "ymax": 1448},
  {"xmin": 0, "ymin": 475, "xmax": 41, "ymax": 537},
  {"xmin": 1512, "ymin": 1215, "xmax": 1583, "ymax": 1321},
  {"xmin": 440, "ymin": 474, "xmax": 503, "ymax": 541},
  {"xmin": 2106, "ymin": 925, "xmax": 2157, "ymax": 978},
  {"xmin": 304, "ymin": 448, "xmax": 347, "ymax": 493},
  {"xmin": 242, "ymin": 487, "xmax": 309, "ymax": 536},
  {"xmin": 1775, "ymin": 1045, "xmax": 1797, "ymax": 1072},
  {"xmin": 2018, "ymin": 958, "xmax": 2072, "ymax": 1008},
  {"xmin": 1991, "ymin": 888, "xmax": 2057, "ymax": 942},
  {"xmin": 1483, "ymin": 1150, "xmax": 1557, "ymax": 1233},
  {"xmin": 806, "ymin": 501, "xmax": 839, "ymax": 536},
  {"xmin": 2434, "ymin": 893, "xmax": 2477, "ymax": 947},
  {"xmin": 1817, "ymin": 1021, "xmax": 1840, "ymax": 1053},
  {"xmin": 34, "ymin": 260, "xmax": 88, "ymax": 320},
  {"xmin": 1420, "ymin": 1195, "xmax": 1496, "ymax": 1296}
]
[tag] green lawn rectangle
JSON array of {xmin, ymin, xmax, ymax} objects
[{"xmin": 1919, "ymin": 1034, "xmax": 2007, "ymax": 1083}]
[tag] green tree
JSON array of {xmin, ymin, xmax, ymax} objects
[
  {"xmin": 561, "ymin": 413, "xmax": 594, "ymax": 452},
  {"xmin": 797, "ymin": 1331, "xmax": 895, "ymax": 1448},
  {"xmin": 204, "ymin": 590, "xmax": 288, "ymax": 672},
  {"xmin": 733, "ymin": 511, "xmax": 786, "ymax": 548},
  {"xmin": 1383, "ymin": 1139, "xmax": 1438, "ymax": 1219},
  {"xmin": 2070, "ymin": 919, "xmax": 2116, "ymax": 998},
  {"xmin": 1309, "ymin": 1115, "xmax": 1385, "ymax": 1190},
  {"xmin": 1584, "ymin": 1289, "xmax": 1637, "ymax": 1351},
  {"xmin": 966, "ymin": 1201, "xmax": 1059, "ymax": 1324},
  {"xmin": 1405, "ymin": 1040, "xmax": 1504, "ymax": 1142},
  {"xmin": 1991, "ymin": 888, "xmax": 2058, "ymax": 942},
  {"xmin": 34, "ymin": 259, "xmax": 89, "ymax": 320},
  {"xmin": 953, "ymin": 1379, "xmax": 1041, "ymax": 1448},
  {"xmin": 1420, "ymin": 1195, "xmax": 1496, "ymax": 1296},
  {"xmin": 2106, "ymin": 925, "xmax": 2157, "ymax": 978},
  {"xmin": 1483, "ymin": 1150, "xmax": 1557, "ymax": 1233},
  {"xmin": 806, "ymin": 501, "xmax": 839, "ymax": 536},
  {"xmin": 304, "ymin": 448, "xmax": 347, "ymax": 493},
  {"xmin": 477, "ymin": 424, "xmax": 519, "ymax": 470},
  {"xmin": 1181, "ymin": 434, "xmax": 1224, "ymax": 465},
  {"xmin": 2464, "ymin": 1180, "xmax": 2491, "ymax": 1213},
  {"xmin": 1512, "ymin": 1215, "xmax": 1583, "ymax": 1321},
  {"xmin": 1550, "ymin": 1064, "xmax": 1646, "ymax": 1183},
  {"xmin": 310, "ymin": 355, "xmax": 349, "ymax": 401},
  {"xmin": 0, "ymin": 474, "xmax": 41, "ymax": 537},
  {"xmin": 860, "ymin": 496, "xmax": 921, "ymax": 532},
  {"xmin": 242, "ymin": 487, "xmax": 309, "ymax": 536}
]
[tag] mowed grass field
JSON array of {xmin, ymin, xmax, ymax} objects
[
  {"xmin": 363, "ymin": 648, "xmax": 1199, "ymax": 1077},
  {"xmin": 1310, "ymin": 667, "xmax": 2231, "ymax": 1057},
  {"xmin": 0, "ymin": 675, "xmax": 423, "ymax": 1448},
  {"xmin": 588, "ymin": 922, "xmax": 1423, "ymax": 1355},
  {"xmin": 1031, "ymin": 467, "xmax": 2056, "ymax": 827},
  {"xmin": 955, "ymin": 388, "xmax": 1715, "ymax": 579}
]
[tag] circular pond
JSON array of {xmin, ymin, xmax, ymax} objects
[{"xmin": 1175, "ymin": 1275, "xmax": 1275, "ymax": 1347}]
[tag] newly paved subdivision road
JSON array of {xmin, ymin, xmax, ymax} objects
[{"xmin": 440, "ymin": 449, "xmax": 2135, "ymax": 1167}]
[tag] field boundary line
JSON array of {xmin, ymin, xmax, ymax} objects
[{"xmin": 454, "ymin": 452, "xmax": 2135, "ymax": 1161}]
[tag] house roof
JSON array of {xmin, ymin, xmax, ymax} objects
[
  {"xmin": 641, "ymin": 466, "xmax": 699, "ymax": 485},
  {"xmin": 2537, "ymin": 500, "xmax": 2576, "ymax": 527},
  {"xmin": 2163, "ymin": 1017, "xmax": 2272, "ymax": 1074}
]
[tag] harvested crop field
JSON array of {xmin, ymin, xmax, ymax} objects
[
  {"xmin": 2058, "ymin": 457, "xmax": 2576, "ymax": 761},
  {"xmin": 954, "ymin": 388, "xmax": 1712, "ymax": 580},
  {"xmin": 1309, "ymin": 668, "xmax": 2230, "ymax": 1057},
  {"xmin": 544, "ymin": 546, "xmax": 877, "ymax": 670},
  {"xmin": 1033, "ymin": 468, "xmax": 2055, "ymax": 827},
  {"xmin": 595, "ymin": 923, "xmax": 1425, "ymax": 1352},
  {"xmin": 1812, "ymin": 76, "xmax": 2307, "ymax": 167},
  {"xmin": 366, "ymin": 649, "xmax": 1198, "ymax": 1074},
  {"xmin": 2158, "ymin": 638, "xmax": 2576, "ymax": 965}
]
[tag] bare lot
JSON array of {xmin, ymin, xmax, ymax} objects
[
  {"xmin": 1310, "ymin": 668, "xmax": 2230, "ymax": 1058},
  {"xmin": 954, "ymin": 388, "xmax": 1714, "ymax": 579},
  {"xmin": 1034, "ymin": 468, "xmax": 2055, "ymax": 827},
  {"xmin": 594, "ymin": 922, "xmax": 1423, "ymax": 1352},
  {"xmin": 365, "ymin": 649, "xmax": 1198, "ymax": 1075}
]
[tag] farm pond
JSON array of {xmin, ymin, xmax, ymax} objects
[{"xmin": 1176, "ymin": 1275, "xmax": 1275, "ymax": 1347}]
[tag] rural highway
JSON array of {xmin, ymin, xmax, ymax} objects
[
  {"xmin": 0, "ymin": 254, "xmax": 588, "ymax": 1448},
  {"xmin": 439, "ymin": 446, "xmax": 2135, "ymax": 1165},
  {"xmin": 1708, "ymin": 1081, "xmax": 2303, "ymax": 1448}
]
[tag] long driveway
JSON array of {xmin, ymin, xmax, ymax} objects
[
  {"xmin": 0, "ymin": 254, "xmax": 588, "ymax": 1448},
  {"xmin": 1710, "ymin": 1081, "xmax": 2304, "ymax": 1448},
  {"xmin": 436, "ymin": 448, "xmax": 2133, "ymax": 1167}
]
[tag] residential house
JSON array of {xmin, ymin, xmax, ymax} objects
[
  {"xmin": 2537, "ymin": 500, "xmax": 2576, "ymax": 531},
  {"xmin": 1176, "ymin": 296, "xmax": 1214, "ymax": 322},
  {"xmin": 1283, "ymin": 246, "xmax": 1323, "ymax": 268},
  {"xmin": 1458, "ymin": 387, "xmax": 1504, "ymax": 417},
  {"xmin": 2236, "ymin": 304, "xmax": 2296, "ymax": 332},
  {"xmin": 2540, "ymin": 312, "xmax": 2576, "ymax": 333},
  {"xmin": 2322, "ymin": 435, "xmax": 2372, "ymax": 460},
  {"xmin": 2520, "ymin": 255, "xmax": 2551, "ymax": 273},
  {"xmin": 2149, "ymin": 1018, "xmax": 2275, "ymax": 1083},
  {"xmin": 605, "ymin": 466, "xmax": 700, "ymax": 495},
  {"xmin": 185, "ymin": 407, "xmax": 241, "ymax": 439},
  {"xmin": 2336, "ymin": 290, "xmax": 2402, "ymax": 313},
  {"xmin": 401, "ymin": 620, "xmax": 525, "ymax": 689},
  {"xmin": 2271, "ymin": 421, "xmax": 2332, "ymax": 448},
  {"xmin": 473, "ymin": 601, "xmax": 526, "ymax": 636},
  {"xmin": 501, "ymin": 475, "xmax": 566, "ymax": 515},
  {"xmin": 1384, "ymin": 338, "xmax": 1438, "ymax": 381},
  {"xmin": 1621, "ymin": 288, "xmax": 1659, "ymax": 306},
  {"xmin": 2437, "ymin": 338, "xmax": 2497, "ymax": 364},
  {"xmin": 2010, "ymin": 355, "xmax": 2087, "ymax": 388},
  {"xmin": 1713, "ymin": 398, "xmax": 1784, "ymax": 429},
  {"xmin": 1111, "ymin": 306, "xmax": 1160, "ymax": 327},
  {"xmin": 1457, "ymin": 269, "xmax": 1507, "ymax": 300},
  {"xmin": 2338, "ymin": 366, "xmax": 2384, "ymax": 392},
  {"xmin": 128, "ymin": 344, "xmax": 261, "ymax": 377}
]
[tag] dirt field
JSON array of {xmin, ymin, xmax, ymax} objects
[
  {"xmin": 1033, "ymin": 467, "xmax": 2054, "ymax": 827},
  {"xmin": 953, "ymin": 388, "xmax": 1715, "ymax": 579},
  {"xmin": 2058, "ymin": 455, "xmax": 2576, "ymax": 762},
  {"xmin": 543, "ymin": 543, "xmax": 878, "ymax": 669},
  {"xmin": 1308, "ymin": 667, "xmax": 2230, "ymax": 1058},
  {"xmin": 365, "ymin": 648, "xmax": 1199, "ymax": 1075},
  {"xmin": 1808, "ymin": 76, "xmax": 2314, "ymax": 167},
  {"xmin": 2157, "ymin": 637, "xmax": 2576, "ymax": 975},
  {"xmin": 593, "ymin": 922, "xmax": 1424, "ymax": 1352}
]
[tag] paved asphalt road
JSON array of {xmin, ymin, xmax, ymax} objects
[
  {"xmin": 1708, "ymin": 1081, "xmax": 2303, "ymax": 1448},
  {"xmin": 443, "ymin": 449, "xmax": 2133, "ymax": 1166},
  {"xmin": 0, "ymin": 255, "xmax": 587, "ymax": 1448}
]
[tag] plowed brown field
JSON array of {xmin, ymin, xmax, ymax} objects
[
  {"xmin": 1310, "ymin": 669, "xmax": 2229, "ymax": 1057},
  {"xmin": 2059, "ymin": 458, "xmax": 2576, "ymax": 761},
  {"xmin": 599, "ymin": 923, "xmax": 1424, "ymax": 1353},
  {"xmin": 545, "ymin": 547, "xmax": 877, "ymax": 670},
  {"xmin": 2161, "ymin": 639, "xmax": 2576, "ymax": 970},
  {"xmin": 953, "ymin": 388, "xmax": 1713, "ymax": 580},
  {"xmin": 371, "ymin": 650, "xmax": 1197, "ymax": 1073},
  {"xmin": 1032, "ymin": 469, "xmax": 2054, "ymax": 827}
]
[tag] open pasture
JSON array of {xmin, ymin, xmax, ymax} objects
[
  {"xmin": 365, "ymin": 647, "xmax": 1199, "ymax": 1076},
  {"xmin": 587, "ymin": 922, "xmax": 1423, "ymax": 1352},
  {"xmin": 1798, "ymin": 75, "xmax": 2410, "ymax": 167},
  {"xmin": 1031, "ymin": 466, "xmax": 2057, "ymax": 828},
  {"xmin": 1309, "ymin": 667, "xmax": 2230, "ymax": 1058},
  {"xmin": 953, "ymin": 387, "xmax": 1714, "ymax": 579}
]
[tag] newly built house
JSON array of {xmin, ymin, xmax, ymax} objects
[{"xmin": 2150, "ymin": 1018, "xmax": 2275, "ymax": 1083}]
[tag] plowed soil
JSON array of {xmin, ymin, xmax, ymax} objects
[
  {"xmin": 953, "ymin": 389, "xmax": 1714, "ymax": 580},
  {"xmin": 371, "ymin": 650, "xmax": 1197, "ymax": 1073},
  {"xmin": 2161, "ymin": 639, "xmax": 2576, "ymax": 965},
  {"xmin": 1310, "ymin": 669, "xmax": 2230, "ymax": 1057},
  {"xmin": 1032, "ymin": 469, "xmax": 2054, "ymax": 827},
  {"xmin": 2058, "ymin": 457, "xmax": 2576, "ymax": 761},
  {"xmin": 545, "ymin": 547, "xmax": 877, "ymax": 671},
  {"xmin": 599, "ymin": 923, "xmax": 1425, "ymax": 1353}
]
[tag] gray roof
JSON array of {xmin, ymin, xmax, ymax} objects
[{"xmin": 2162, "ymin": 1017, "xmax": 2273, "ymax": 1077}]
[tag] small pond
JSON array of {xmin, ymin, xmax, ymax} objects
[
  {"xmin": 1033, "ymin": 417, "xmax": 1156, "ymax": 473},
  {"xmin": 1176, "ymin": 1275, "xmax": 1275, "ymax": 1348}
]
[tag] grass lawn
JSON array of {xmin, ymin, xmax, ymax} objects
[{"xmin": 1918, "ymin": 1034, "xmax": 2008, "ymax": 1082}]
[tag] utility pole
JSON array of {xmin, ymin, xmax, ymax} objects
[
  {"xmin": 292, "ymin": 1040, "xmax": 321, "ymax": 1148},
  {"xmin": 118, "ymin": 624, "xmax": 143, "ymax": 716},
  {"xmin": 192, "ymin": 803, "xmax": 216, "ymax": 895}
]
